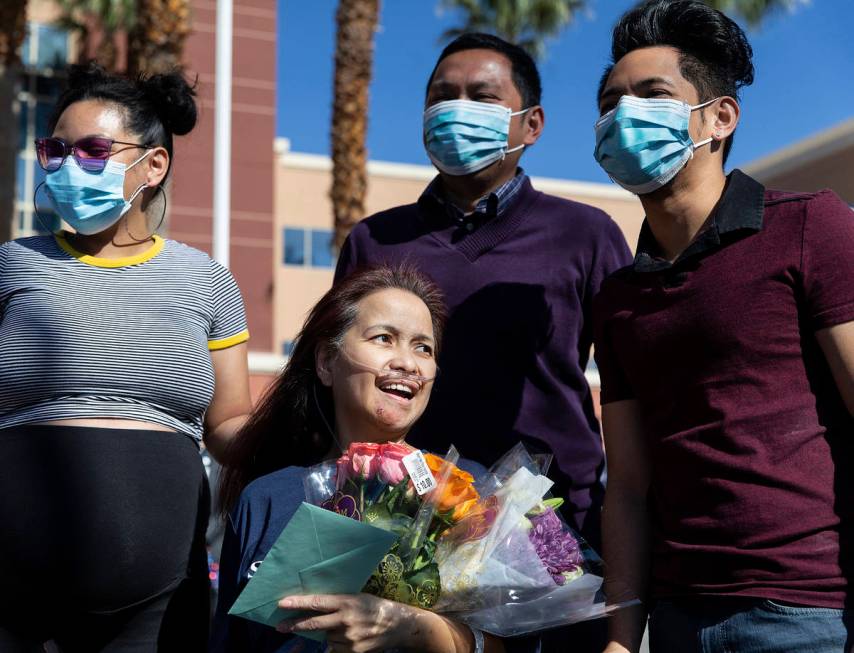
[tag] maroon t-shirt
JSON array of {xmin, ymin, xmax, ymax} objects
[{"xmin": 594, "ymin": 170, "xmax": 854, "ymax": 608}]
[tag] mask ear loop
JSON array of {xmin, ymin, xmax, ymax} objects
[
  {"xmin": 689, "ymin": 97, "xmax": 720, "ymax": 151},
  {"xmin": 690, "ymin": 97, "xmax": 720, "ymax": 111},
  {"xmin": 502, "ymin": 143, "xmax": 526, "ymax": 160},
  {"xmin": 126, "ymin": 148, "xmax": 153, "ymax": 171},
  {"xmin": 692, "ymin": 136, "xmax": 714, "ymax": 150},
  {"xmin": 124, "ymin": 148, "xmax": 163, "ymax": 242},
  {"xmin": 501, "ymin": 106, "xmax": 531, "ymax": 161},
  {"xmin": 31, "ymin": 181, "xmax": 61, "ymax": 235}
]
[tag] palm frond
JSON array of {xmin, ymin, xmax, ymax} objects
[
  {"xmin": 702, "ymin": 0, "xmax": 806, "ymax": 27},
  {"xmin": 439, "ymin": 0, "xmax": 586, "ymax": 59}
]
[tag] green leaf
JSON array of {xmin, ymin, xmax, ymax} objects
[{"xmin": 438, "ymin": 0, "xmax": 586, "ymax": 60}]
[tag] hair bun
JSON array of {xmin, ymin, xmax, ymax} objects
[{"xmin": 139, "ymin": 71, "xmax": 198, "ymax": 136}]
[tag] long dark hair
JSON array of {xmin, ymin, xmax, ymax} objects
[{"xmin": 219, "ymin": 264, "xmax": 447, "ymax": 514}]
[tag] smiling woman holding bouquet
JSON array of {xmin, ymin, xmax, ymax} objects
[{"xmin": 212, "ymin": 265, "xmax": 506, "ymax": 653}]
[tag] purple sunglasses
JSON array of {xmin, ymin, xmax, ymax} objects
[{"xmin": 35, "ymin": 136, "xmax": 149, "ymax": 173}]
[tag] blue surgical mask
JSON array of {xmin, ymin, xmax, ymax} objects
[
  {"xmin": 594, "ymin": 95, "xmax": 718, "ymax": 195},
  {"xmin": 423, "ymin": 99, "xmax": 527, "ymax": 176},
  {"xmin": 43, "ymin": 151, "xmax": 151, "ymax": 235}
]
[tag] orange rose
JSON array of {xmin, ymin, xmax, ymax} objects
[
  {"xmin": 423, "ymin": 453, "xmax": 480, "ymax": 521},
  {"xmin": 444, "ymin": 495, "xmax": 500, "ymax": 543},
  {"xmin": 451, "ymin": 493, "xmax": 480, "ymax": 521}
]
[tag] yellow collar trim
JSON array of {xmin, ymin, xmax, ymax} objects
[{"xmin": 55, "ymin": 233, "xmax": 165, "ymax": 268}]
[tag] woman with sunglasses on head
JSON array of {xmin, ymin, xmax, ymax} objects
[{"xmin": 0, "ymin": 63, "xmax": 252, "ymax": 652}]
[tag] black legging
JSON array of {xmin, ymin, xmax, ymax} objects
[{"xmin": 0, "ymin": 425, "xmax": 210, "ymax": 652}]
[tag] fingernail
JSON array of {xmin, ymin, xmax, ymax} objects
[
  {"xmin": 276, "ymin": 621, "xmax": 293, "ymax": 633},
  {"xmin": 279, "ymin": 598, "xmax": 293, "ymax": 608}
]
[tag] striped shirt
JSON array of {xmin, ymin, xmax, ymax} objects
[{"xmin": 0, "ymin": 234, "xmax": 249, "ymax": 441}]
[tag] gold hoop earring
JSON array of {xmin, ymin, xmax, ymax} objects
[
  {"xmin": 126, "ymin": 186, "xmax": 167, "ymax": 242},
  {"xmin": 31, "ymin": 182, "xmax": 62, "ymax": 234}
]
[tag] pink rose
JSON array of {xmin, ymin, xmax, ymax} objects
[
  {"xmin": 349, "ymin": 442, "xmax": 382, "ymax": 479},
  {"xmin": 377, "ymin": 442, "xmax": 413, "ymax": 485}
]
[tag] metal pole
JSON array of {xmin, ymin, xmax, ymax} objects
[{"xmin": 213, "ymin": 0, "xmax": 233, "ymax": 267}]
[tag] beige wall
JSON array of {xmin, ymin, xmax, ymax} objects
[
  {"xmin": 273, "ymin": 148, "xmax": 644, "ymax": 355},
  {"xmin": 28, "ymin": 0, "xmax": 63, "ymax": 24},
  {"xmin": 169, "ymin": 0, "xmax": 277, "ymax": 352},
  {"xmin": 743, "ymin": 119, "xmax": 854, "ymax": 204},
  {"xmin": 745, "ymin": 148, "xmax": 854, "ymax": 204}
]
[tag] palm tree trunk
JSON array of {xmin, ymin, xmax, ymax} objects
[
  {"xmin": 0, "ymin": 69, "xmax": 20, "ymax": 244},
  {"xmin": 0, "ymin": 0, "xmax": 28, "ymax": 243},
  {"xmin": 330, "ymin": 0, "xmax": 379, "ymax": 251},
  {"xmin": 95, "ymin": 32, "xmax": 118, "ymax": 70},
  {"xmin": 0, "ymin": 0, "xmax": 28, "ymax": 68},
  {"xmin": 127, "ymin": 0, "xmax": 191, "ymax": 76}
]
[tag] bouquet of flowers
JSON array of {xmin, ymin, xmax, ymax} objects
[
  {"xmin": 305, "ymin": 441, "xmax": 636, "ymax": 636},
  {"xmin": 431, "ymin": 443, "xmax": 634, "ymax": 635},
  {"xmin": 304, "ymin": 442, "xmax": 480, "ymax": 610}
]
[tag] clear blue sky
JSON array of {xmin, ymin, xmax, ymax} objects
[{"xmin": 277, "ymin": 0, "xmax": 854, "ymax": 184}]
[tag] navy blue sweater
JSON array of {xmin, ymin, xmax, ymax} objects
[{"xmin": 211, "ymin": 466, "xmax": 317, "ymax": 653}]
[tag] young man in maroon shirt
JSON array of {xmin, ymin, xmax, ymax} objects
[{"xmin": 592, "ymin": 2, "xmax": 854, "ymax": 652}]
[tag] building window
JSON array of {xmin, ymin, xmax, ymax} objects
[
  {"xmin": 13, "ymin": 22, "xmax": 69, "ymax": 238},
  {"xmin": 310, "ymin": 229, "xmax": 334, "ymax": 268},
  {"xmin": 35, "ymin": 25, "xmax": 69, "ymax": 68},
  {"xmin": 283, "ymin": 228, "xmax": 305, "ymax": 265},
  {"xmin": 282, "ymin": 228, "xmax": 337, "ymax": 269}
]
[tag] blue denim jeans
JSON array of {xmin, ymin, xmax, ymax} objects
[{"xmin": 648, "ymin": 597, "xmax": 853, "ymax": 653}]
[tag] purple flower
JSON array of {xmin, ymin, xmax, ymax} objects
[
  {"xmin": 527, "ymin": 508, "xmax": 584, "ymax": 585},
  {"xmin": 322, "ymin": 491, "xmax": 361, "ymax": 521}
]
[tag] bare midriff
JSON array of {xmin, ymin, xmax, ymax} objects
[{"xmin": 32, "ymin": 418, "xmax": 177, "ymax": 432}]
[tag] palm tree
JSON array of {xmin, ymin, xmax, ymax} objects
[
  {"xmin": 330, "ymin": 0, "xmax": 380, "ymax": 251},
  {"xmin": 441, "ymin": 0, "xmax": 806, "ymax": 59},
  {"xmin": 0, "ymin": 0, "xmax": 29, "ymax": 243},
  {"xmin": 57, "ymin": 0, "xmax": 136, "ymax": 70},
  {"xmin": 702, "ymin": 0, "xmax": 804, "ymax": 27},
  {"xmin": 0, "ymin": 0, "xmax": 28, "ymax": 68},
  {"xmin": 127, "ymin": 0, "xmax": 192, "ymax": 76},
  {"xmin": 58, "ymin": 0, "xmax": 190, "ymax": 74},
  {"xmin": 439, "ymin": 0, "xmax": 584, "ymax": 60}
]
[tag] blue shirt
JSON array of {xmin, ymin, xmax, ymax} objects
[
  {"xmin": 211, "ymin": 466, "xmax": 321, "ymax": 653},
  {"xmin": 210, "ymin": 458, "xmax": 540, "ymax": 652},
  {"xmin": 422, "ymin": 167, "xmax": 528, "ymax": 232}
]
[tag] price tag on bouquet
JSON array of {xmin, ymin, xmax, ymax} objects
[{"xmin": 403, "ymin": 450, "xmax": 438, "ymax": 495}]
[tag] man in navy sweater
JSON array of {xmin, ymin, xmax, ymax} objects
[{"xmin": 335, "ymin": 33, "xmax": 631, "ymax": 651}]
